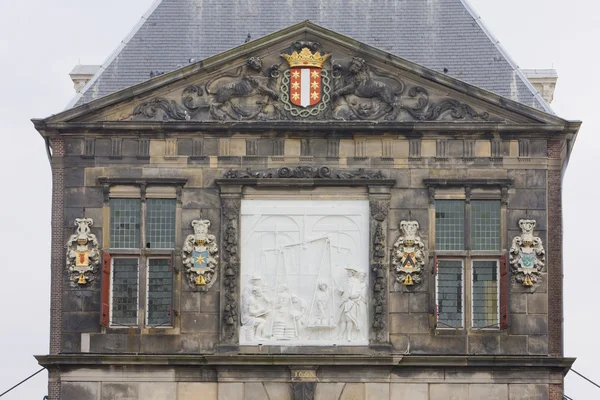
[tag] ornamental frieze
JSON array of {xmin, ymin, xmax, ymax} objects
[
  {"xmin": 392, "ymin": 221, "xmax": 426, "ymax": 286},
  {"xmin": 224, "ymin": 166, "xmax": 385, "ymax": 180},
  {"xmin": 182, "ymin": 219, "xmax": 219, "ymax": 288},
  {"xmin": 509, "ymin": 219, "xmax": 545, "ymax": 287},
  {"xmin": 66, "ymin": 218, "xmax": 100, "ymax": 286},
  {"xmin": 129, "ymin": 41, "xmax": 493, "ymax": 123}
]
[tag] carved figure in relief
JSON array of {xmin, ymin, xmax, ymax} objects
[
  {"xmin": 392, "ymin": 220, "xmax": 426, "ymax": 286},
  {"xmin": 66, "ymin": 218, "xmax": 100, "ymax": 286},
  {"xmin": 206, "ymin": 57, "xmax": 280, "ymax": 120},
  {"xmin": 332, "ymin": 57, "xmax": 404, "ymax": 121},
  {"xmin": 241, "ymin": 279, "xmax": 272, "ymax": 340},
  {"xmin": 182, "ymin": 219, "xmax": 219, "ymax": 288},
  {"xmin": 337, "ymin": 267, "xmax": 366, "ymax": 342},
  {"xmin": 290, "ymin": 295, "xmax": 308, "ymax": 339},
  {"xmin": 510, "ymin": 219, "xmax": 545, "ymax": 287},
  {"xmin": 271, "ymin": 285, "xmax": 296, "ymax": 340}
]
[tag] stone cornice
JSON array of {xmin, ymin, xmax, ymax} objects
[
  {"xmin": 32, "ymin": 120, "xmax": 582, "ymax": 137},
  {"xmin": 35, "ymin": 354, "xmax": 575, "ymax": 373}
]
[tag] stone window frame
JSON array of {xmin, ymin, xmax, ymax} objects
[
  {"xmin": 98, "ymin": 177, "xmax": 187, "ymax": 331},
  {"xmin": 216, "ymin": 175, "xmax": 395, "ymax": 349},
  {"xmin": 424, "ymin": 178, "xmax": 512, "ymax": 331}
]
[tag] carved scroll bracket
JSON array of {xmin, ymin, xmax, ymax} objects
[{"xmin": 369, "ymin": 194, "xmax": 391, "ymax": 344}]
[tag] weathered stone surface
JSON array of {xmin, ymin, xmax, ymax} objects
[
  {"xmin": 122, "ymin": 139, "xmax": 139, "ymax": 157},
  {"xmin": 140, "ymin": 334, "xmax": 181, "ymax": 353},
  {"xmin": 526, "ymin": 169, "xmax": 546, "ymax": 188},
  {"xmin": 389, "ymin": 188, "xmax": 430, "ymax": 209},
  {"xmin": 204, "ymin": 139, "xmax": 219, "ymax": 156},
  {"xmin": 65, "ymin": 168, "xmax": 85, "ymax": 187},
  {"xmin": 244, "ymin": 382, "xmax": 269, "ymax": 400},
  {"xmin": 365, "ymin": 383, "xmax": 389, "ymax": 400},
  {"xmin": 62, "ymin": 382, "xmax": 98, "ymax": 400},
  {"xmin": 139, "ymin": 382, "xmax": 177, "ymax": 399},
  {"xmin": 468, "ymin": 335, "xmax": 500, "ymax": 354},
  {"xmin": 65, "ymin": 187, "xmax": 104, "ymax": 208},
  {"xmin": 66, "ymin": 138, "xmax": 83, "ymax": 155},
  {"xmin": 181, "ymin": 291, "xmax": 202, "ymax": 312},
  {"xmin": 500, "ymin": 335, "xmax": 528, "ymax": 354},
  {"xmin": 202, "ymin": 291, "xmax": 220, "ymax": 312},
  {"xmin": 509, "ymin": 314, "xmax": 548, "ymax": 335},
  {"xmin": 264, "ymin": 383, "xmax": 292, "ymax": 400},
  {"xmin": 101, "ymin": 382, "xmax": 139, "ymax": 400},
  {"xmin": 61, "ymin": 333, "xmax": 82, "ymax": 353},
  {"xmin": 528, "ymin": 335, "xmax": 549, "ymax": 355},
  {"xmin": 469, "ymin": 384, "xmax": 508, "ymax": 400},
  {"xmin": 178, "ymin": 139, "xmax": 194, "ymax": 155},
  {"xmin": 508, "ymin": 384, "xmax": 548, "ymax": 399},
  {"xmin": 507, "ymin": 170, "xmax": 526, "ymax": 189},
  {"xmin": 218, "ymin": 383, "xmax": 244, "ymax": 400},
  {"xmin": 408, "ymin": 292, "xmax": 429, "ymax": 313},
  {"xmin": 508, "ymin": 189, "xmax": 546, "ymax": 210},
  {"xmin": 181, "ymin": 312, "xmax": 219, "ymax": 333},
  {"xmin": 90, "ymin": 333, "xmax": 141, "ymax": 353},
  {"xmin": 390, "ymin": 313, "xmax": 429, "ymax": 334},
  {"xmin": 410, "ymin": 169, "xmax": 429, "ymax": 188},
  {"xmin": 339, "ymin": 383, "xmax": 365, "ymax": 400},
  {"xmin": 409, "ymin": 334, "xmax": 466, "ymax": 354},
  {"xmin": 390, "ymin": 334, "xmax": 409, "ymax": 352},
  {"xmin": 430, "ymin": 383, "xmax": 468, "ymax": 400},
  {"xmin": 315, "ymin": 383, "xmax": 346, "ymax": 400},
  {"xmin": 509, "ymin": 292, "xmax": 527, "ymax": 314},
  {"xmin": 388, "ymin": 292, "xmax": 408, "ymax": 313},
  {"xmin": 182, "ymin": 188, "xmax": 220, "ymax": 209},
  {"xmin": 527, "ymin": 292, "xmax": 548, "ymax": 314},
  {"xmin": 179, "ymin": 383, "xmax": 218, "ymax": 400},
  {"xmin": 529, "ymin": 140, "xmax": 547, "ymax": 157},
  {"xmin": 63, "ymin": 312, "xmax": 100, "ymax": 333},
  {"xmin": 390, "ymin": 383, "xmax": 428, "ymax": 400}
]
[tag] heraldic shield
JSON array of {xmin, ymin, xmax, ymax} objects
[{"xmin": 281, "ymin": 46, "xmax": 331, "ymax": 114}]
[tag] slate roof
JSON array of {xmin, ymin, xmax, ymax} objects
[{"xmin": 72, "ymin": 0, "xmax": 550, "ymax": 112}]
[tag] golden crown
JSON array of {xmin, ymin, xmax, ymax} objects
[{"xmin": 281, "ymin": 47, "xmax": 331, "ymax": 68}]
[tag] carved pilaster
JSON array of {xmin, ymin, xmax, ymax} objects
[
  {"xmin": 369, "ymin": 198, "xmax": 390, "ymax": 344},
  {"xmin": 221, "ymin": 196, "xmax": 241, "ymax": 344}
]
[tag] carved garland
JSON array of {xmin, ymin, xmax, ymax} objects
[
  {"xmin": 221, "ymin": 198, "xmax": 241, "ymax": 342},
  {"xmin": 224, "ymin": 166, "xmax": 385, "ymax": 180},
  {"xmin": 370, "ymin": 199, "xmax": 390, "ymax": 342}
]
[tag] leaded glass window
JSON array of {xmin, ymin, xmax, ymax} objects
[
  {"xmin": 147, "ymin": 258, "xmax": 173, "ymax": 326},
  {"xmin": 472, "ymin": 260, "xmax": 499, "ymax": 328},
  {"xmin": 435, "ymin": 200, "xmax": 464, "ymax": 250},
  {"xmin": 110, "ymin": 199, "xmax": 141, "ymax": 248},
  {"xmin": 111, "ymin": 258, "xmax": 139, "ymax": 326},
  {"xmin": 146, "ymin": 199, "xmax": 176, "ymax": 249},
  {"xmin": 471, "ymin": 200, "xmax": 501, "ymax": 251},
  {"xmin": 436, "ymin": 260, "xmax": 463, "ymax": 328}
]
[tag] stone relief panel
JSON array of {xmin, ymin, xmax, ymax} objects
[
  {"xmin": 66, "ymin": 218, "xmax": 100, "ymax": 286},
  {"xmin": 391, "ymin": 221, "xmax": 426, "ymax": 286},
  {"xmin": 510, "ymin": 219, "xmax": 546, "ymax": 287},
  {"xmin": 182, "ymin": 219, "xmax": 219, "ymax": 289},
  {"xmin": 240, "ymin": 200, "xmax": 370, "ymax": 346},
  {"xmin": 122, "ymin": 41, "xmax": 498, "ymax": 123}
]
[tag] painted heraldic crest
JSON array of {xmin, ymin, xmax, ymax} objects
[{"xmin": 280, "ymin": 46, "xmax": 332, "ymax": 117}]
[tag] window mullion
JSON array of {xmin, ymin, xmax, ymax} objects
[
  {"xmin": 465, "ymin": 192, "xmax": 472, "ymax": 251},
  {"xmin": 139, "ymin": 199, "xmax": 148, "ymax": 328}
]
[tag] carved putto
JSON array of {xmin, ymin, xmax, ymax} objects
[
  {"xmin": 182, "ymin": 219, "xmax": 219, "ymax": 288},
  {"xmin": 66, "ymin": 218, "xmax": 100, "ymax": 286},
  {"xmin": 510, "ymin": 219, "xmax": 545, "ymax": 287},
  {"xmin": 392, "ymin": 221, "xmax": 426, "ymax": 286}
]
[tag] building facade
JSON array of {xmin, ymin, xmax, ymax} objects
[{"xmin": 34, "ymin": 3, "xmax": 579, "ymax": 399}]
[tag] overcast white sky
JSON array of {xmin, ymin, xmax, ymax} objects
[{"xmin": 0, "ymin": 0, "xmax": 597, "ymax": 398}]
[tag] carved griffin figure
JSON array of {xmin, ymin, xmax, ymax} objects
[
  {"xmin": 66, "ymin": 218, "xmax": 100, "ymax": 286},
  {"xmin": 332, "ymin": 57, "xmax": 404, "ymax": 121},
  {"xmin": 182, "ymin": 219, "xmax": 219, "ymax": 288},
  {"xmin": 509, "ymin": 219, "xmax": 545, "ymax": 287},
  {"xmin": 392, "ymin": 221, "xmax": 426, "ymax": 286}
]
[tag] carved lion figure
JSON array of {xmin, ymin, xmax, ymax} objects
[
  {"xmin": 332, "ymin": 57, "xmax": 404, "ymax": 120},
  {"xmin": 207, "ymin": 57, "xmax": 279, "ymax": 120}
]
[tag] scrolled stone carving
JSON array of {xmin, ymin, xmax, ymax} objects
[
  {"xmin": 133, "ymin": 98, "xmax": 192, "ymax": 121},
  {"xmin": 66, "ymin": 218, "xmax": 100, "ymax": 286},
  {"xmin": 182, "ymin": 219, "xmax": 219, "ymax": 288},
  {"xmin": 400, "ymin": 86, "xmax": 489, "ymax": 121},
  {"xmin": 370, "ymin": 200, "xmax": 390, "ymax": 222},
  {"xmin": 510, "ymin": 219, "xmax": 545, "ymax": 287},
  {"xmin": 224, "ymin": 166, "xmax": 386, "ymax": 180},
  {"xmin": 392, "ymin": 221, "xmax": 426, "ymax": 286}
]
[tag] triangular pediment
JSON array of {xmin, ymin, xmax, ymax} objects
[{"xmin": 41, "ymin": 22, "xmax": 568, "ymax": 126}]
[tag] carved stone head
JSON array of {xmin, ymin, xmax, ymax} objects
[
  {"xmin": 518, "ymin": 219, "xmax": 536, "ymax": 245},
  {"xmin": 349, "ymin": 57, "xmax": 366, "ymax": 73},
  {"xmin": 246, "ymin": 56, "xmax": 263, "ymax": 72},
  {"xmin": 192, "ymin": 219, "xmax": 211, "ymax": 236},
  {"xmin": 400, "ymin": 220, "xmax": 419, "ymax": 240},
  {"xmin": 74, "ymin": 218, "xmax": 93, "ymax": 244}
]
